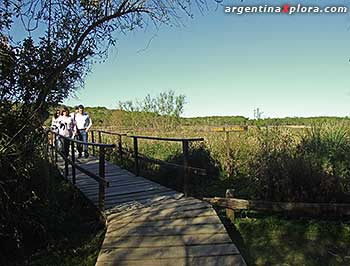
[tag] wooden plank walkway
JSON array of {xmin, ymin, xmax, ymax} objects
[{"xmin": 57, "ymin": 156, "xmax": 246, "ymax": 266}]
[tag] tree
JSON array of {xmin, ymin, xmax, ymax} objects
[
  {"xmin": 119, "ymin": 90, "xmax": 186, "ymax": 117},
  {"xmin": 1, "ymin": 0, "xmax": 215, "ymax": 114},
  {"xmin": 254, "ymin": 107, "xmax": 264, "ymax": 120},
  {"xmin": 118, "ymin": 90, "xmax": 186, "ymax": 128}
]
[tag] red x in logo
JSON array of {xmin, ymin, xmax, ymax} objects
[{"xmin": 282, "ymin": 4, "xmax": 289, "ymax": 13}]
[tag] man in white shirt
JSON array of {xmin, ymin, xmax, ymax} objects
[{"xmin": 75, "ymin": 104, "xmax": 92, "ymax": 158}]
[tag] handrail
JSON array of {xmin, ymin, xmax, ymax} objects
[
  {"xmin": 90, "ymin": 129, "xmax": 203, "ymax": 142},
  {"xmin": 58, "ymin": 133, "xmax": 115, "ymax": 148},
  {"xmin": 138, "ymin": 153, "xmax": 207, "ymax": 176},
  {"xmin": 84, "ymin": 130, "xmax": 206, "ymax": 197},
  {"xmin": 48, "ymin": 130, "xmax": 115, "ymax": 210},
  {"xmin": 88, "ymin": 130, "xmax": 125, "ymax": 157},
  {"xmin": 90, "ymin": 129, "xmax": 206, "ymax": 197},
  {"xmin": 203, "ymin": 189, "xmax": 350, "ymax": 219},
  {"xmin": 92, "ymin": 130, "xmax": 127, "ymax": 137},
  {"xmin": 128, "ymin": 135, "xmax": 204, "ymax": 142},
  {"xmin": 56, "ymin": 148, "xmax": 109, "ymax": 186}
]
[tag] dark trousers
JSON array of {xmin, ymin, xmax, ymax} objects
[
  {"xmin": 62, "ymin": 139, "xmax": 70, "ymax": 158},
  {"xmin": 77, "ymin": 129, "xmax": 88, "ymax": 155}
]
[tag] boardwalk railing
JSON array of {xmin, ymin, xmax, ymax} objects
[
  {"xmin": 89, "ymin": 130, "xmax": 127, "ymax": 161},
  {"xmin": 90, "ymin": 130, "xmax": 206, "ymax": 197},
  {"xmin": 130, "ymin": 135, "xmax": 205, "ymax": 197},
  {"xmin": 203, "ymin": 189, "xmax": 350, "ymax": 221},
  {"xmin": 49, "ymin": 131, "xmax": 115, "ymax": 210}
]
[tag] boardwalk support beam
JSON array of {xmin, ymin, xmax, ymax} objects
[
  {"xmin": 71, "ymin": 141, "xmax": 76, "ymax": 184},
  {"xmin": 133, "ymin": 137, "xmax": 139, "ymax": 176},
  {"xmin": 182, "ymin": 140, "xmax": 189, "ymax": 197},
  {"xmin": 91, "ymin": 131, "xmax": 95, "ymax": 156},
  {"xmin": 99, "ymin": 146, "xmax": 106, "ymax": 210},
  {"xmin": 64, "ymin": 140, "xmax": 69, "ymax": 178},
  {"xmin": 118, "ymin": 134, "xmax": 123, "ymax": 166},
  {"xmin": 98, "ymin": 131, "xmax": 102, "ymax": 144}
]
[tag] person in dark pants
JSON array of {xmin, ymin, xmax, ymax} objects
[
  {"xmin": 75, "ymin": 105, "xmax": 92, "ymax": 158},
  {"xmin": 58, "ymin": 107, "xmax": 75, "ymax": 158},
  {"xmin": 50, "ymin": 109, "xmax": 61, "ymax": 147}
]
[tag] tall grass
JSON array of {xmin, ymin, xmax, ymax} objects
[{"xmin": 98, "ymin": 122, "xmax": 350, "ymax": 203}]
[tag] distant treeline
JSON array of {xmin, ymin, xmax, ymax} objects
[{"xmin": 55, "ymin": 106, "xmax": 350, "ymax": 129}]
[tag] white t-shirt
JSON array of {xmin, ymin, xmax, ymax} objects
[
  {"xmin": 58, "ymin": 115, "xmax": 75, "ymax": 137},
  {"xmin": 75, "ymin": 112, "xmax": 92, "ymax": 130}
]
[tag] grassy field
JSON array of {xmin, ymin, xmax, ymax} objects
[
  {"xmin": 99, "ymin": 122, "xmax": 350, "ymax": 202},
  {"xmin": 45, "ymin": 107, "xmax": 350, "ymax": 265},
  {"xmin": 90, "ymin": 113, "xmax": 350, "ymax": 266},
  {"xmin": 219, "ymin": 211, "xmax": 350, "ymax": 266}
]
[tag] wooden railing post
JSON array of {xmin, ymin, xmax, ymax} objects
[
  {"xmin": 118, "ymin": 134, "xmax": 123, "ymax": 166},
  {"xmin": 182, "ymin": 140, "xmax": 189, "ymax": 197},
  {"xmin": 226, "ymin": 189, "xmax": 235, "ymax": 223},
  {"xmin": 71, "ymin": 141, "xmax": 76, "ymax": 185},
  {"xmin": 225, "ymin": 129, "xmax": 231, "ymax": 176},
  {"xmin": 64, "ymin": 144, "xmax": 69, "ymax": 178},
  {"xmin": 99, "ymin": 146, "xmax": 106, "ymax": 210},
  {"xmin": 225, "ymin": 130, "xmax": 230, "ymax": 159},
  {"xmin": 45, "ymin": 136, "xmax": 50, "ymax": 162},
  {"xmin": 98, "ymin": 131, "xmax": 102, "ymax": 144},
  {"xmin": 91, "ymin": 131, "xmax": 95, "ymax": 156},
  {"xmin": 49, "ymin": 131, "xmax": 54, "ymax": 148},
  {"xmin": 54, "ymin": 133, "xmax": 58, "ymax": 163},
  {"xmin": 51, "ymin": 134, "xmax": 54, "ymax": 163},
  {"xmin": 133, "ymin": 137, "xmax": 139, "ymax": 176}
]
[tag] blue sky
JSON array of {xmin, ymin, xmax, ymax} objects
[{"xmin": 59, "ymin": 1, "xmax": 350, "ymax": 118}]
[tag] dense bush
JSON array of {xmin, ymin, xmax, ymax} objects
[
  {"xmin": 0, "ymin": 111, "xmax": 50, "ymax": 263},
  {"xmin": 0, "ymin": 32, "xmax": 86, "ymax": 263},
  {"xmin": 239, "ymin": 125, "xmax": 350, "ymax": 202}
]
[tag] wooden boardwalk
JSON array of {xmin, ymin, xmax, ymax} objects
[{"xmin": 57, "ymin": 156, "xmax": 246, "ymax": 266}]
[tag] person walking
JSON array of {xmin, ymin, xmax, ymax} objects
[
  {"xmin": 50, "ymin": 109, "xmax": 61, "ymax": 146},
  {"xmin": 75, "ymin": 105, "xmax": 92, "ymax": 158},
  {"xmin": 58, "ymin": 107, "xmax": 75, "ymax": 158},
  {"xmin": 51, "ymin": 109, "xmax": 61, "ymax": 130}
]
